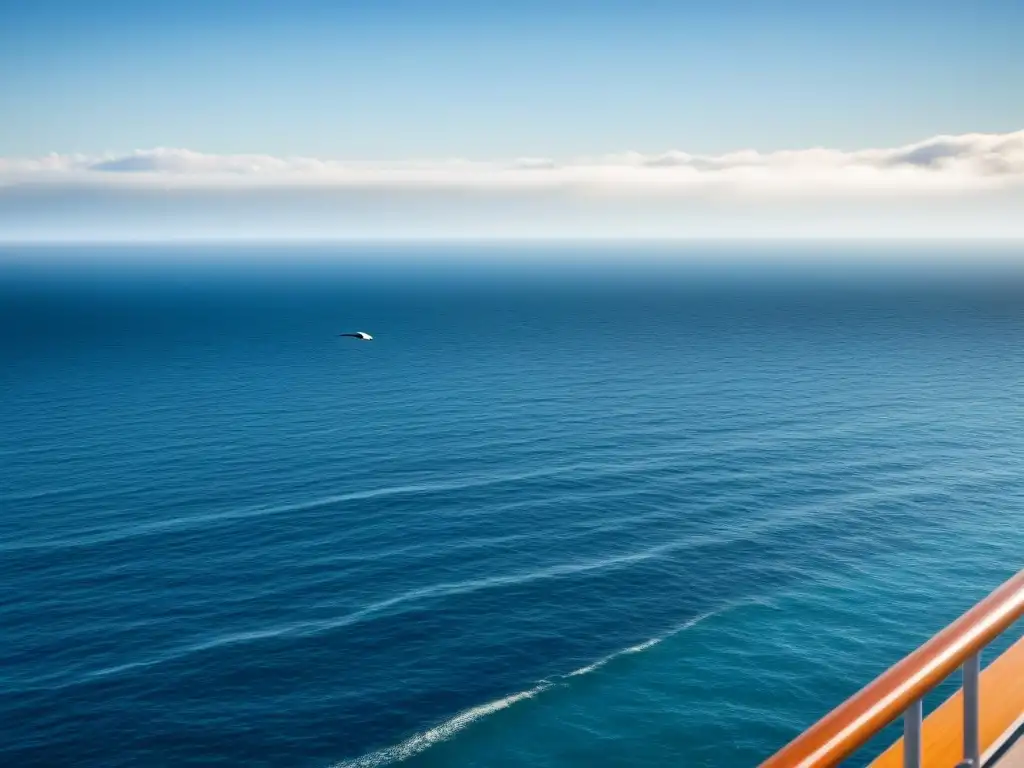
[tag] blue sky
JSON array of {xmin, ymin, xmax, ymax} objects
[
  {"xmin": 3, "ymin": 0, "xmax": 1023, "ymax": 158},
  {"xmin": 1, "ymin": 0, "xmax": 1023, "ymax": 240}
]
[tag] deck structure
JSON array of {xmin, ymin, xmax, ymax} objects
[{"xmin": 760, "ymin": 569, "xmax": 1024, "ymax": 768}]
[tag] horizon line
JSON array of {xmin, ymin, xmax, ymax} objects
[{"xmin": 3, "ymin": 235, "xmax": 1024, "ymax": 246}]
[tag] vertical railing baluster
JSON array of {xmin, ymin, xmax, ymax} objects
[
  {"xmin": 963, "ymin": 652, "xmax": 981, "ymax": 767},
  {"xmin": 904, "ymin": 699, "xmax": 923, "ymax": 768}
]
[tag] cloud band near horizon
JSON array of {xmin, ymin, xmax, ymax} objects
[
  {"xmin": 2, "ymin": 130, "xmax": 1023, "ymax": 199},
  {"xmin": 3, "ymin": 130, "xmax": 1024, "ymax": 242}
]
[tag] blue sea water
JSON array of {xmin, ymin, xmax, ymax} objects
[{"xmin": 2, "ymin": 244, "xmax": 1023, "ymax": 768}]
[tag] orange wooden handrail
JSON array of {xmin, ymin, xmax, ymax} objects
[
  {"xmin": 869, "ymin": 634, "xmax": 1024, "ymax": 768},
  {"xmin": 760, "ymin": 569, "xmax": 1024, "ymax": 768}
]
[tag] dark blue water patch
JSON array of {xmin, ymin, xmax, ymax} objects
[{"xmin": 2, "ymin": 245, "xmax": 1024, "ymax": 767}]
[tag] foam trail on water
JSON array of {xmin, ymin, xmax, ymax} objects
[
  {"xmin": 568, "ymin": 607, "xmax": 720, "ymax": 677},
  {"xmin": 332, "ymin": 683, "xmax": 553, "ymax": 768},
  {"xmin": 567, "ymin": 636, "xmax": 660, "ymax": 678},
  {"xmin": 331, "ymin": 598, "xmax": 777, "ymax": 767}
]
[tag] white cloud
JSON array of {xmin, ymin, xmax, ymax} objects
[
  {"xmin": 2, "ymin": 129, "xmax": 1023, "ymax": 200},
  {"xmin": 3, "ymin": 130, "xmax": 1024, "ymax": 242}
]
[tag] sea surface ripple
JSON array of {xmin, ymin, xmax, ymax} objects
[{"xmin": 2, "ymin": 248, "xmax": 1024, "ymax": 767}]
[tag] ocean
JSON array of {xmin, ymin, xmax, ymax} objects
[{"xmin": 2, "ymin": 244, "xmax": 1023, "ymax": 767}]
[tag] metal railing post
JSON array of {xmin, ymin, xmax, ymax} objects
[
  {"xmin": 904, "ymin": 699, "xmax": 923, "ymax": 768},
  {"xmin": 962, "ymin": 653, "xmax": 981, "ymax": 767},
  {"xmin": 758, "ymin": 569, "xmax": 1024, "ymax": 768}
]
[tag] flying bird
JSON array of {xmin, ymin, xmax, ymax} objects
[{"xmin": 338, "ymin": 331, "xmax": 373, "ymax": 341}]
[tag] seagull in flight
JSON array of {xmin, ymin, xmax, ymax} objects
[{"xmin": 338, "ymin": 331, "xmax": 373, "ymax": 341}]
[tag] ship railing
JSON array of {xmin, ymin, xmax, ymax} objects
[{"xmin": 760, "ymin": 568, "xmax": 1024, "ymax": 768}]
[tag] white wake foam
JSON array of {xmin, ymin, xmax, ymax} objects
[
  {"xmin": 567, "ymin": 608, "xmax": 719, "ymax": 677},
  {"xmin": 332, "ymin": 682, "xmax": 553, "ymax": 768},
  {"xmin": 331, "ymin": 598, "xmax": 779, "ymax": 767}
]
